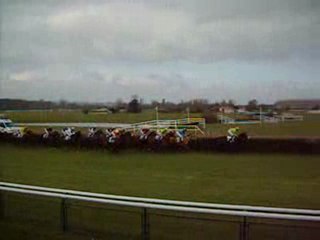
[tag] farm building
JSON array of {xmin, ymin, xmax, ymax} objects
[
  {"xmin": 275, "ymin": 99, "xmax": 320, "ymax": 110},
  {"xmin": 219, "ymin": 105, "xmax": 235, "ymax": 113}
]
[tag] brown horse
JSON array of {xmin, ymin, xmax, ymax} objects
[{"xmin": 107, "ymin": 130, "xmax": 134, "ymax": 152}]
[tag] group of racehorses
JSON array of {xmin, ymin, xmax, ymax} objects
[{"xmin": 0, "ymin": 127, "xmax": 190, "ymax": 152}]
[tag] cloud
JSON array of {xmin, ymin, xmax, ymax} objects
[
  {"xmin": 9, "ymin": 71, "xmax": 41, "ymax": 82},
  {"xmin": 0, "ymin": 0, "xmax": 319, "ymax": 103}
]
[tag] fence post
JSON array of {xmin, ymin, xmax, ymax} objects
[
  {"xmin": 239, "ymin": 216, "xmax": 249, "ymax": 240},
  {"xmin": 141, "ymin": 208, "xmax": 150, "ymax": 240},
  {"xmin": 61, "ymin": 198, "xmax": 68, "ymax": 232}
]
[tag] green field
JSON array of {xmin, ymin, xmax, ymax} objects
[
  {"xmin": 2, "ymin": 109, "xmax": 201, "ymax": 124},
  {"xmin": 2, "ymin": 110, "xmax": 320, "ymax": 137},
  {"xmin": 1, "ymin": 144, "xmax": 319, "ymax": 208},
  {"xmin": 1, "ymin": 144, "xmax": 319, "ymax": 239},
  {"xmin": 1, "ymin": 110, "xmax": 320, "ymax": 238}
]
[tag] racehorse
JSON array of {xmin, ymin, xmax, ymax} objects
[
  {"xmin": 106, "ymin": 130, "xmax": 133, "ymax": 152},
  {"xmin": 212, "ymin": 132, "xmax": 248, "ymax": 152},
  {"xmin": 82, "ymin": 129, "xmax": 107, "ymax": 149},
  {"xmin": 21, "ymin": 128, "xmax": 41, "ymax": 145},
  {"xmin": 161, "ymin": 130, "xmax": 190, "ymax": 151},
  {"xmin": 135, "ymin": 130, "xmax": 162, "ymax": 151},
  {"xmin": 40, "ymin": 129, "xmax": 62, "ymax": 147}
]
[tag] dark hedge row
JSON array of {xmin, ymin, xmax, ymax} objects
[
  {"xmin": 1, "ymin": 132, "xmax": 319, "ymax": 154},
  {"xmin": 189, "ymin": 137, "xmax": 320, "ymax": 154}
]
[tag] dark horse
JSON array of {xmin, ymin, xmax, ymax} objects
[
  {"xmin": 161, "ymin": 131, "xmax": 190, "ymax": 152},
  {"xmin": 135, "ymin": 131, "xmax": 163, "ymax": 152},
  {"xmin": 40, "ymin": 130, "xmax": 62, "ymax": 147},
  {"xmin": 81, "ymin": 129, "xmax": 107, "ymax": 149},
  {"xmin": 107, "ymin": 130, "xmax": 134, "ymax": 152},
  {"xmin": 21, "ymin": 129, "xmax": 41, "ymax": 145},
  {"xmin": 212, "ymin": 132, "xmax": 248, "ymax": 152}
]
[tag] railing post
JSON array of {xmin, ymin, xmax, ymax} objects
[
  {"xmin": 239, "ymin": 216, "xmax": 249, "ymax": 240},
  {"xmin": 141, "ymin": 208, "xmax": 150, "ymax": 240},
  {"xmin": 61, "ymin": 198, "xmax": 68, "ymax": 232}
]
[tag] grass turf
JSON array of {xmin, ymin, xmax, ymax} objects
[
  {"xmin": 1, "ymin": 144, "xmax": 319, "ymax": 239},
  {"xmin": 1, "ymin": 144, "xmax": 319, "ymax": 208},
  {"xmin": 2, "ymin": 109, "xmax": 201, "ymax": 124}
]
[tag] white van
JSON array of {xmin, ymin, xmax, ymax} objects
[{"xmin": 0, "ymin": 118, "xmax": 25, "ymax": 137}]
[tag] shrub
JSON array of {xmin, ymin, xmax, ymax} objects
[{"xmin": 202, "ymin": 112, "xmax": 218, "ymax": 123}]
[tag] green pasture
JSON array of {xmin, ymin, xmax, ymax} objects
[
  {"xmin": 1, "ymin": 144, "xmax": 319, "ymax": 208},
  {"xmin": 2, "ymin": 109, "xmax": 200, "ymax": 124},
  {"xmin": 1, "ymin": 144, "xmax": 319, "ymax": 239}
]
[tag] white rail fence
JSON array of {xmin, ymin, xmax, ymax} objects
[
  {"xmin": 128, "ymin": 118, "xmax": 206, "ymax": 136},
  {"xmin": 17, "ymin": 118, "xmax": 206, "ymax": 135},
  {"xmin": 1, "ymin": 182, "xmax": 319, "ymax": 239}
]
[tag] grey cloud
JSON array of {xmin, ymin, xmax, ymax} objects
[
  {"xmin": 1, "ymin": 0, "xmax": 319, "ymax": 66},
  {"xmin": 0, "ymin": 0, "xmax": 319, "ymax": 102}
]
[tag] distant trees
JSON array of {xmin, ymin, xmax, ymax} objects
[
  {"xmin": 127, "ymin": 95, "xmax": 142, "ymax": 113},
  {"xmin": 247, "ymin": 99, "xmax": 258, "ymax": 111},
  {"xmin": 189, "ymin": 99, "xmax": 209, "ymax": 113}
]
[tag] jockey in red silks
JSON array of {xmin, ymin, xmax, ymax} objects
[{"xmin": 108, "ymin": 128, "xmax": 121, "ymax": 143}]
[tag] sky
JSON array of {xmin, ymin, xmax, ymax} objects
[{"xmin": 0, "ymin": 0, "xmax": 319, "ymax": 104}]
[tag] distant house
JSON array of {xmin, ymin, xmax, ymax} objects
[
  {"xmin": 236, "ymin": 105, "xmax": 247, "ymax": 113},
  {"xmin": 275, "ymin": 99, "xmax": 320, "ymax": 110},
  {"xmin": 219, "ymin": 105, "xmax": 235, "ymax": 114},
  {"xmin": 209, "ymin": 106, "xmax": 220, "ymax": 113}
]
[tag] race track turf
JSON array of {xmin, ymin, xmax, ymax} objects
[
  {"xmin": 1, "ymin": 144, "xmax": 319, "ymax": 208},
  {"xmin": 1, "ymin": 144, "xmax": 319, "ymax": 239}
]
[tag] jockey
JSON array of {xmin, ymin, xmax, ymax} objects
[
  {"xmin": 227, "ymin": 126, "xmax": 240, "ymax": 143},
  {"xmin": 139, "ymin": 127, "xmax": 150, "ymax": 141},
  {"xmin": 176, "ymin": 128, "xmax": 187, "ymax": 143},
  {"xmin": 87, "ymin": 127, "xmax": 96, "ymax": 138},
  {"xmin": 105, "ymin": 128, "xmax": 112, "ymax": 138},
  {"xmin": 108, "ymin": 128, "xmax": 121, "ymax": 143},
  {"xmin": 112, "ymin": 128, "xmax": 121, "ymax": 137},
  {"xmin": 155, "ymin": 128, "xmax": 167, "ymax": 142},
  {"xmin": 12, "ymin": 129, "xmax": 23, "ymax": 138},
  {"xmin": 62, "ymin": 127, "xmax": 75, "ymax": 141},
  {"xmin": 43, "ymin": 128, "xmax": 53, "ymax": 139}
]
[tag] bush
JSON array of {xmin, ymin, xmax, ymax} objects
[
  {"xmin": 202, "ymin": 112, "xmax": 218, "ymax": 123},
  {"xmin": 82, "ymin": 109, "xmax": 89, "ymax": 114},
  {"xmin": 127, "ymin": 99, "xmax": 142, "ymax": 113}
]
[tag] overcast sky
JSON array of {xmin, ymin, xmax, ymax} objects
[{"xmin": 0, "ymin": 0, "xmax": 319, "ymax": 104}]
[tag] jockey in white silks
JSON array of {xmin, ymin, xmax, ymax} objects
[
  {"xmin": 61, "ymin": 127, "xmax": 75, "ymax": 141},
  {"xmin": 43, "ymin": 128, "xmax": 52, "ymax": 139},
  {"xmin": 87, "ymin": 127, "xmax": 96, "ymax": 138}
]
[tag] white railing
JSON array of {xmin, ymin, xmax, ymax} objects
[
  {"xmin": 1, "ymin": 182, "xmax": 319, "ymax": 239},
  {"xmin": 129, "ymin": 118, "xmax": 206, "ymax": 136},
  {"xmin": 1, "ymin": 182, "xmax": 319, "ymax": 217}
]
